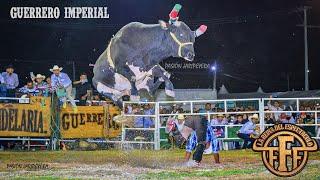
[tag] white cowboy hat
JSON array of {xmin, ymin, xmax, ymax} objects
[
  {"xmin": 50, "ymin": 65, "xmax": 63, "ymax": 72},
  {"xmin": 250, "ymin": 114, "xmax": 259, "ymax": 120},
  {"xmin": 35, "ymin": 74, "xmax": 45, "ymax": 79},
  {"xmin": 177, "ymin": 114, "xmax": 185, "ymax": 120}
]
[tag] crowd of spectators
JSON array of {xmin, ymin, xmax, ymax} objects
[
  {"xmin": 156, "ymin": 101, "xmax": 319, "ymax": 149},
  {"xmin": 0, "ymin": 64, "xmax": 109, "ymax": 106}
]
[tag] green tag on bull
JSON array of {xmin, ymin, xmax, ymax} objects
[{"xmin": 174, "ymin": 4, "xmax": 182, "ymax": 11}]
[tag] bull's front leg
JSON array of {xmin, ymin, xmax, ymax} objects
[
  {"xmin": 150, "ymin": 65, "xmax": 175, "ymax": 97},
  {"xmin": 117, "ymin": 66, "xmax": 139, "ymax": 96}
]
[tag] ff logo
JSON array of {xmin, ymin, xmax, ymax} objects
[{"xmin": 253, "ymin": 123, "xmax": 318, "ymax": 177}]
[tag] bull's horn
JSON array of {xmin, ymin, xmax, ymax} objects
[
  {"xmin": 169, "ymin": 4, "xmax": 182, "ymax": 24},
  {"xmin": 195, "ymin": 25, "xmax": 207, "ymax": 37}
]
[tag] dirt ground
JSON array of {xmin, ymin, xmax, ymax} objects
[{"xmin": 0, "ymin": 150, "xmax": 319, "ymax": 179}]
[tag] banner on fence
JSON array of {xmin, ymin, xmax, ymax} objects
[
  {"xmin": 104, "ymin": 105, "xmax": 121, "ymax": 138},
  {"xmin": 60, "ymin": 105, "xmax": 121, "ymax": 138},
  {"xmin": 0, "ymin": 97, "xmax": 51, "ymax": 137}
]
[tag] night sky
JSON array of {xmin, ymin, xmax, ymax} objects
[{"xmin": 1, "ymin": 0, "xmax": 319, "ymax": 93}]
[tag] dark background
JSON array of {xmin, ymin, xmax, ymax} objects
[{"xmin": 0, "ymin": 0, "xmax": 319, "ymax": 93}]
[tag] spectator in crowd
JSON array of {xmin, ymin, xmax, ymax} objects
[
  {"xmin": 210, "ymin": 114, "xmax": 227, "ymax": 138},
  {"xmin": 45, "ymin": 77, "xmax": 52, "ymax": 94},
  {"xmin": 267, "ymin": 95, "xmax": 283, "ymax": 121},
  {"xmin": 265, "ymin": 114, "xmax": 275, "ymax": 124},
  {"xmin": 211, "ymin": 114, "xmax": 228, "ymax": 125},
  {"xmin": 33, "ymin": 74, "xmax": 49, "ymax": 96},
  {"xmin": 234, "ymin": 114, "xmax": 245, "ymax": 125},
  {"xmin": 205, "ymin": 103, "xmax": 213, "ymax": 112},
  {"xmin": 50, "ymin": 65, "xmax": 77, "ymax": 112},
  {"xmin": 237, "ymin": 114, "xmax": 259, "ymax": 149},
  {"xmin": 279, "ymin": 113, "xmax": 296, "ymax": 124},
  {"xmin": 90, "ymin": 94, "xmax": 102, "ymax": 106},
  {"xmin": 2, "ymin": 65, "xmax": 19, "ymax": 97},
  {"xmin": 46, "ymin": 77, "xmax": 51, "ymax": 86},
  {"xmin": 73, "ymin": 73, "xmax": 92, "ymax": 106},
  {"xmin": 298, "ymin": 112, "xmax": 316, "ymax": 137},
  {"xmin": 174, "ymin": 114, "xmax": 185, "ymax": 132},
  {"xmin": 233, "ymin": 114, "xmax": 245, "ymax": 149},
  {"xmin": 134, "ymin": 106, "xmax": 154, "ymax": 128},
  {"xmin": 300, "ymin": 113, "xmax": 314, "ymax": 124},
  {"xmin": 0, "ymin": 73, "xmax": 5, "ymax": 97},
  {"xmin": 18, "ymin": 81, "xmax": 38, "ymax": 97}
]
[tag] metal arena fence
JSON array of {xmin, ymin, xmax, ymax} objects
[
  {"xmin": 123, "ymin": 98, "xmax": 320, "ymax": 150},
  {"xmin": 0, "ymin": 97, "xmax": 319, "ymax": 151}
]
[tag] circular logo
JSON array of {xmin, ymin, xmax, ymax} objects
[{"xmin": 253, "ymin": 124, "xmax": 318, "ymax": 177}]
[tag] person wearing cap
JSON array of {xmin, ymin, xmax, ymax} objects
[
  {"xmin": 175, "ymin": 114, "xmax": 185, "ymax": 132},
  {"xmin": 50, "ymin": 65, "xmax": 77, "ymax": 111},
  {"xmin": 1, "ymin": 65, "xmax": 19, "ymax": 97},
  {"xmin": 210, "ymin": 114, "xmax": 227, "ymax": 138},
  {"xmin": 237, "ymin": 114, "xmax": 259, "ymax": 149},
  {"xmin": 33, "ymin": 74, "xmax": 49, "ymax": 96},
  {"xmin": 211, "ymin": 114, "xmax": 228, "ymax": 125}
]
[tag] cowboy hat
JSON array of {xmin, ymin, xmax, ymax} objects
[
  {"xmin": 35, "ymin": 74, "xmax": 45, "ymax": 79},
  {"xmin": 50, "ymin": 65, "xmax": 63, "ymax": 72},
  {"xmin": 177, "ymin": 114, "xmax": 185, "ymax": 120},
  {"xmin": 250, "ymin": 114, "xmax": 259, "ymax": 120},
  {"xmin": 217, "ymin": 114, "xmax": 224, "ymax": 117}
]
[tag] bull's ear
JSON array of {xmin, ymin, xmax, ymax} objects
[{"xmin": 159, "ymin": 20, "xmax": 169, "ymax": 30}]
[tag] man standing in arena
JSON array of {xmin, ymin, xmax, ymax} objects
[
  {"xmin": 173, "ymin": 114, "xmax": 208, "ymax": 165},
  {"xmin": 185, "ymin": 124, "xmax": 220, "ymax": 166}
]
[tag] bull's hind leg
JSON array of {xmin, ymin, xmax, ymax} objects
[{"xmin": 93, "ymin": 68, "xmax": 130, "ymax": 107}]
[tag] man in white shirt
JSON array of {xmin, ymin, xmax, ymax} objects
[{"xmin": 267, "ymin": 95, "xmax": 283, "ymax": 121}]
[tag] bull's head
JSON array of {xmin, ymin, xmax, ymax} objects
[{"xmin": 159, "ymin": 4, "xmax": 207, "ymax": 61}]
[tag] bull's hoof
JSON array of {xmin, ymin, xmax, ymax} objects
[
  {"xmin": 113, "ymin": 114, "xmax": 134, "ymax": 124},
  {"xmin": 165, "ymin": 89, "xmax": 175, "ymax": 97},
  {"xmin": 113, "ymin": 115, "xmax": 127, "ymax": 123}
]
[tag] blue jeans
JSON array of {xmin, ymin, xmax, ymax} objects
[
  {"xmin": 0, "ymin": 84, "xmax": 7, "ymax": 97},
  {"xmin": 237, "ymin": 133, "xmax": 255, "ymax": 149}
]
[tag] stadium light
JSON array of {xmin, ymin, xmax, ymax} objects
[{"xmin": 211, "ymin": 65, "xmax": 216, "ymax": 71}]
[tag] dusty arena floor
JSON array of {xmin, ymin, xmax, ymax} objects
[{"xmin": 0, "ymin": 150, "xmax": 319, "ymax": 179}]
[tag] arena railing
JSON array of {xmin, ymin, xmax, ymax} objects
[
  {"xmin": 1, "ymin": 97, "xmax": 319, "ymax": 151},
  {"xmin": 0, "ymin": 97, "xmax": 52, "ymax": 150},
  {"xmin": 123, "ymin": 98, "xmax": 320, "ymax": 150},
  {"xmin": 121, "ymin": 101, "xmax": 160, "ymax": 150},
  {"xmin": 157, "ymin": 99, "xmax": 261, "ymax": 150},
  {"xmin": 262, "ymin": 97, "xmax": 320, "ymax": 140}
]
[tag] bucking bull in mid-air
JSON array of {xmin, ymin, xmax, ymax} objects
[{"xmin": 93, "ymin": 4, "xmax": 207, "ymax": 107}]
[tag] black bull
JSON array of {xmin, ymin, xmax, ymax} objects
[{"xmin": 92, "ymin": 20, "xmax": 206, "ymax": 106}]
